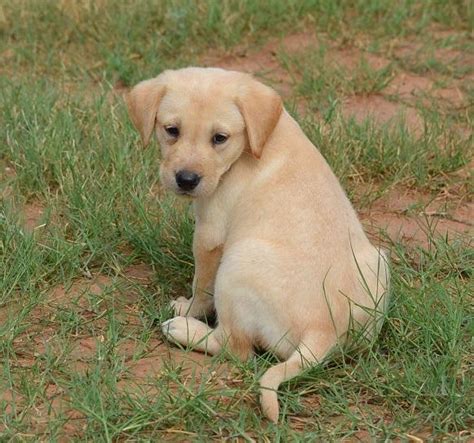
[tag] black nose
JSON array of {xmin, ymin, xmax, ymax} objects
[{"xmin": 175, "ymin": 170, "xmax": 201, "ymax": 191}]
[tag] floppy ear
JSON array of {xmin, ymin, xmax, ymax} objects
[
  {"xmin": 236, "ymin": 76, "xmax": 282, "ymax": 158},
  {"xmin": 125, "ymin": 77, "xmax": 167, "ymax": 146}
]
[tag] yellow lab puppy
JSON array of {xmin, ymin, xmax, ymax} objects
[{"xmin": 126, "ymin": 67, "xmax": 389, "ymax": 422}]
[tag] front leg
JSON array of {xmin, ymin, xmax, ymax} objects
[{"xmin": 171, "ymin": 240, "xmax": 223, "ymax": 318}]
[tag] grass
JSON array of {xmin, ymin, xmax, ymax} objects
[{"xmin": 1, "ymin": 0, "xmax": 473, "ymax": 440}]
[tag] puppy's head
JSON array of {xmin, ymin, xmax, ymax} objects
[{"xmin": 126, "ymin": 67, "xmax": 282, "ymax": 198}]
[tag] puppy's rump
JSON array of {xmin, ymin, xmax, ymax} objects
[{"xmin": 259, "ymin": 246, "xmax": 390, "ymax": 423}]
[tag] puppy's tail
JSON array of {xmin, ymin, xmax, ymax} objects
[{"xmin": 260, "ymin": 337, "xmax": 329, "ymax": 423}]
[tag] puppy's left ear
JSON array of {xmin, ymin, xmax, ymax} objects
[
  {"xmin": 236, "ymin": 76, "xmax": 282, "ymax": 159},
  {"xmin": 125, "ymin": 76, "xmax": 167, "ymax": 146}
]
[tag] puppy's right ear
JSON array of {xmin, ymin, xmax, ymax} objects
[
  {"xmin": 125, "ymin": 77, "xmax": 167, "ymax": 146},
  {"xmin": 236, "ymin": 75, "xmax": 282, "ymax": 159}
]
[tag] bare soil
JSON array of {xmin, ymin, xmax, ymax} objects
[
  {"xmin": 360, "ymin": 188, "xmax": 473, "ymax": 247},
  {"xmin": 341, "ymin": 95, "xmax": 424, "ymax": 132}
]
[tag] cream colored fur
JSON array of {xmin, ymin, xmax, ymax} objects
[{"xmin": 126, "ymin": 67, "xmax": 390, "ymax": 423}]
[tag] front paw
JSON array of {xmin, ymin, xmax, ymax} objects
[{"xmin": 170, "ymin": 296, "xmax": 194, "ymax": 317}]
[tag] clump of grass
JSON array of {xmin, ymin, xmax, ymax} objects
[
  {"xmin": 1, "ymin": 0, "xmax": 472, "ymax": 85},
  {"xmin": 280, "ymin": 45, "xmax": 394, "ymax": 109},
  {"xmin": 301, "ymin": 111, "xmax": 471, "ymax": 192}
]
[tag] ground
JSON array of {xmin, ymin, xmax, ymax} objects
[{"xmin": 0, "ymin": 2, "xmax": 473, "ymax": 441}]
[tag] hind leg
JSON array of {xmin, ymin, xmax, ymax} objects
[
  {"xmin": 161, "ymin": 316, "xmax": 222, "ymax": 355},
  {"xmin": 161, "ymin": 316, "xmax": 253, "ymax": 360}
]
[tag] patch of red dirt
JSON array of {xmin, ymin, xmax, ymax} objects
[
  {"xmin": 360, "ymin": 188, "xmax": 473, "ymax": 247},
  {"xmin": 434, "ymin": 47, "xmax": 472, "ymax": 67},
  {"xmin": 1, "ymin": 388, "xmax": 22, "ymax": 416},
  {"xmin": 394, "ymin": 38, "xmax": 474, "ymax": 73},
  {"xmin": 432, "ymin": 86, "xmax": 465, "ymax": 106},
  {"xmin": 384, "ymin": 71, "xmax": 466, "ymax": 107},
  {"xmin": 392, "ymin": 41, "xmax": 423, "ymax": 60},
  {"xmin": 331, "ymin": 48, "xmax": 390, "ymax": 71},
  {"xmin": 384, "ymin": 73, "xmax": 434, "ymax": 98},
  {"xmin": 22, "ymin": 201, "xmax": 46, "ymax": 231},
  {"xmin": 122, "ymin": 344, "xmax": 216, "ymax": 384},
  {"xmin": 49, "ymin": 274, "xmax": 112, "ymax": 302},
  {"xmin": 122, "ymin": 262, "xmax": 155, "ymax": 281},
  {"xmin": 341, "ymin": 95, "xmax": 423, "ymax": 133},
  {"xmin": 1, "ymin": 161, "xmax": 15, "ymax": 178}
]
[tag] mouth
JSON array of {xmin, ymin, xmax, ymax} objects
[{"xmin": 175, "ymin": 189, "xmax": 196, "ymax": 197}]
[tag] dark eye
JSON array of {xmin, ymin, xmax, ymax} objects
[
  {"xmin": 212, "ymin": 133, "xmax": 229, "ymax": 145},
  {"xmin": 165, "ymin": 126, "xmax": 180, "ymax": 138}
]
